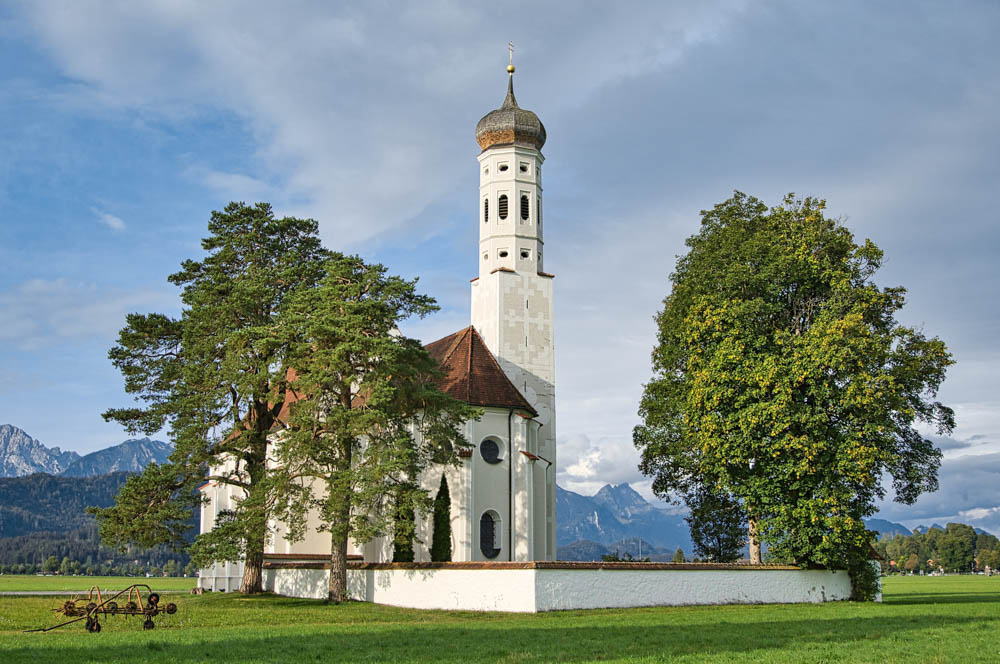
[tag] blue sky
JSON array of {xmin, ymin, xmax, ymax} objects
[{"xmin": 2, "ymin": 1, "xmax": 999, "ymax": 533}]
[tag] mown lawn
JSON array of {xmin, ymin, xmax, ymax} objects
[
  {"xmin": 1, "ymin": 576, "xmax": 998, "ymax": 663},
  {"xmin": 0, "ymin": 575, "xmax": 196, "ymax": 593}
]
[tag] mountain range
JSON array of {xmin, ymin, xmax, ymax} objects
[
  {"xmin": 556, "ymin": 483, "xmax": 919, "ymax": 561},
  {"xmin": 0, "ymin": 424, "xmax": 170, "ymax": 478}
]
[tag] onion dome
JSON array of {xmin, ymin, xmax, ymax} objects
[{"xmin": 475, "ymin": 69, "xmax": 546, "ymax": 152}]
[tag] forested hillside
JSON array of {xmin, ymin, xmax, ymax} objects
[
  {"xmin": 877, "ymin": 523, "xmax": 1000, "ymax": 573},
  {"xmin": 0, "ymin": 472, "xmax": 196, "ymax": 575}
]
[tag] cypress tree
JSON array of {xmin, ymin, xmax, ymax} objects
[
  {"xmin": 392, "ymin": 500, "xmax": 415, "ymax": 563},
  {"xmin": 430, "ymin": 474, "xmax": 452, "ymax": 562}
]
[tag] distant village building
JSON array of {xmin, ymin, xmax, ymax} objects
[{"xmin": 199, "ymin": 62, "xmax": 556, "ymax": 586}]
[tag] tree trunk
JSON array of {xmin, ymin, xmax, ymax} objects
[
  {"xmin": 748, "ymin": 517, "xmax": 761, "ymax": 565},
  {"xmin": 328, "ymin": 531, "xmax": 349, "ymax": 603},
  {"xmin": 241, "ymin": 546, "xmax": 264, "ymax": 594},
  {"xmin": 327, "ymin": 444, "xmax": 353, "ymax": 603}
]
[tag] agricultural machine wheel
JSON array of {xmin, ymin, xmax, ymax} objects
[
  {"xmin": 106, "ymin": 601, "xmax": 118, "ymax": 613},
  {"xmin": 125, "ymin": 601, "xmax": 138, "ymax": 612},
  {"xmin": 165, "ymin": 603, "xmax": 177, "ymax": 615},
  {"xmin": 63, "ymin": 600, "xmax": 76, "ymax": 615},
  {"xmin": 87, "ymin": 620, "xmax": 101, "ymax": 633},
  {"xmin": 147, "ymin": 593, "xmax": 160, "ymax": 606},
  {"xmin": 86, "ymin": 602, "xmax": 97, "ymax": 612},
  {"xmin": 143, "ymin": 618, "xmax": 155, "ymax": 630}
]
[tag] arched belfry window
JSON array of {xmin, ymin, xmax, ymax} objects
[
  {"xmin": 484, "ymin": 198, "xmax": 489, "ymax": 223},
  {"xmin": 498, "ymin": 195, "xmax": 508, "ymax": 220},
  {"xmin": 480, "ymin": 511, "xmax": 501, "ymax": 559},
  {"xmin": 520, "ymin": 195, "xmax": 529, "ymax": 221}
]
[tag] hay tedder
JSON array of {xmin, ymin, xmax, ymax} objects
[{"xmin": 26, "ymin": 583, "xmax": 177, "ymax": 633}]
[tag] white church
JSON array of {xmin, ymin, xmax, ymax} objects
[
  {"xmin": 198, "ymin": 61, "xmax": 858, "ymax": 611},
  {"xmin": 200, "ymin": 59, "xmax": 557, "ymax": 578}
]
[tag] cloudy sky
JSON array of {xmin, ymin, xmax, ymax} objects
[{"xmin": 2, "ymin": 2, "xmax": 998, "ymax": 534}]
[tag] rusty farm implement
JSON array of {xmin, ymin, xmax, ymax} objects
[{"xmin": 26, "ymin": 583, "xmax": 178, "ymax": 633}]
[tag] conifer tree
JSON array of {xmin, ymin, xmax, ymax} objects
[
  {"xmin": 272, "ymin": 254, "xmax": 478, "ymax": 602},
  {"xmin": 93, "ymin": 202, "xmax": 328, "ymax": 593},
  {"xmin": 430, "ymin": 474, "xmax": 453, "ymax": 562},
  {"xmin": 672, "ymin": 548, "xmax": 686, "ymax": 563},
  {"xmin": 392, "ymin": 498, "xmax": 416, "ymax": 563}
]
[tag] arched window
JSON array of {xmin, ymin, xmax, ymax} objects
[
  {"xmin": 480, "ymin": 437, "xmax": 503, "ymax": 464},
  {"xmin": 520, "ymin": 195, "xmax": 529, "ymax": 221},
  {"xmin": 484, "ymin": 198, "xmax": 489, "ymax": 223},
  {"xmin": 498, "ymin": 195, "xmax": 508, "ymax": 220},
  {"xmin": 480, "ymin": 511, "xmax": 501, "ymax": 558}
]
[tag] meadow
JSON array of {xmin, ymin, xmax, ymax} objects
[
  {"xmin": 0, "ymin": 575, "xmax": 196, "ymax": 593},
  {"xmin": 0, "ymin": 576, "xmax": 997, "ymax": 663}
]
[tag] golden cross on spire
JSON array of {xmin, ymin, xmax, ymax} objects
[{"xmin": 507, "ymin": 41, "xmax": 515, "ymax": 73}]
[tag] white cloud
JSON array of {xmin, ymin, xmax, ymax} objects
[
  {"xmin": 0, "ymin": 279, "xmax": 174, "ymax": 350},
  {"xmin": 91, "ymin": 207, "xmax": 126, "ymax": 231},
  {"xmin": 18, "ymin": 1, "xmax": 746, "ymax": 247}
]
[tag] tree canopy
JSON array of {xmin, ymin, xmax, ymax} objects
[
  {"xmin": 93, "ymin": 202, "xmax": 329, "ymax": 593},
  {"xmin": 271, "ymin": 254, "xmax": 478, "ymax": 601},
  {"xmin": 634, "ymin": 192, "xmax": 954, "ymax": 598}
]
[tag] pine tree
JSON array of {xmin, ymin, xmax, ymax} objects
[
  {"xmin": 430, "ymin": 474, "xmax": 453, "ymax": 562},
  {"xmin": 93, "ymin": 202, "xmax": 329, "ymax": 593},
  {"xmin": 672, "ymin": 548, "xmax": 686, "ymax": 563},
  {"xmin": 272, "ymin": 254, "xmax": 478, "ymax": 602}
]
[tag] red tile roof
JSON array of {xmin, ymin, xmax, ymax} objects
[{"xmin": 425, "ymin": 326, "xmax": 537, "ymax": 416}]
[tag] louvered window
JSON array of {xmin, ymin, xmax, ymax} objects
[
  {"xmin": 484, "ymin": 198, "xmax": 489, "ymax": 223},
  {"xmin": 520, "ymin": 195, "xmax": 529, "ymax": 221},
  {"xmin": 498, "ymin": 195, "xmax": 508, "ymax": 220}
]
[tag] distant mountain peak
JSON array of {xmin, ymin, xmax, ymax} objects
[
  {"xmin": 60, "ymin": 438, "xmax": 172, "ymax": 477},
  {"xmin": 0, "ymin": 424, "xmax": 80, "ymax": 478}
]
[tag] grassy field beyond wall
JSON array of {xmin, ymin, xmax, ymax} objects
[{"xmin": 1, "ymin": 576, "xmax": 997, "ymax": 662}]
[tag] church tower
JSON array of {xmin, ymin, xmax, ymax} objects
[{"xmin": 471, "ymin": 57, "xmax": 556, "ymax": 559}]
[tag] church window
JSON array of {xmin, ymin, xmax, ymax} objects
[
  {"xmin": 520, "ymin": 162, "xmax": 529, "ymax": 173},
  {"xmin": 498, "ymin": 249, "xmax": 508, "ymax": 259},
  {"xmin": 498, "ymin": 195, "xmax": 508, "ymax": 220},
  {"xmin": 480, "ymin": 511, "xmax": 501, "ymax": 558},
  {"xmin": 520, "ymin": 249, "xmax": 530, "ymax": 260},
  {"xmin": 537, "ymin": 200, "xmax": 541, "ymax": 226},
  {"xmin": 483, "ymin": 252, "xmax": 488, "ymax": 262},
  {"xmin": 520, "ymin": 195, "xmax": 529, "ymax": 221},
  {"xmin": 484, "ymin": 198, "xmax": 488, "ymax": 223},
  {"xmin": 499, "ymin": 163, "xmax": 509, "ymax": 172},
  {"xmin": 480, "ymin": 437, "xmax": 503, "ymax": 464}
]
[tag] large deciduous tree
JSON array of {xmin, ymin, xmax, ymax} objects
[
  {"xmin": 634, "ymin": 192, "xmax": 954, "ymax": 598},
  {"xmin": 93, "ymin": 202, "xmax": 328, "ymax": 593},
  {"xmin": 272, "ymin": 255, "xmax": 478, "ymax": 602}
]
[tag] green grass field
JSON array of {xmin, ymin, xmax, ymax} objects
[
  {"xmin": 1, "ymin": 576, "xmax": 997, "ymax": 663},
  {"xmin": 0, "ymin": 576, "xmax": 196, "ymax": 593}
]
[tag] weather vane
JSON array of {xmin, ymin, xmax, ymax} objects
[{"xmin": 508, "ymin": 41, "xmax": 515, "ymax": 73}]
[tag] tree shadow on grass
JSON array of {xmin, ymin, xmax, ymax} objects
[{"xmin": 4, "ymin": 613, "xmax": 996, "ymax": 663}]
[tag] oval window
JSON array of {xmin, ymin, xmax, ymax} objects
[
  {"xmin": 480, "ymin": 438, "xmax": 502, "ymax": 464},
  {"xmin": 498, "ymin": 195, "xmax": 508, "ymax": 220},
  {"xmin": 484, "ymin": 198, "xmax": 489, "ymax": 223},
  {"xmin": 520, "ymin": 195, "xmax": 529, "ymax": 221}
]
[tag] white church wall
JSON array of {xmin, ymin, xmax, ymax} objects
[
  {"xmin": 533, "ymin": 568, "xmax": 855, "ymax": 611},
  {"xmin": 261, "ymin": 565, "xmax": 859, "ymax": 611}
]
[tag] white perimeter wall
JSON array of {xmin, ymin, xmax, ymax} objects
[{"xmin": 261, "ymin": 566, "xmax": 859, "ymax": 612}]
